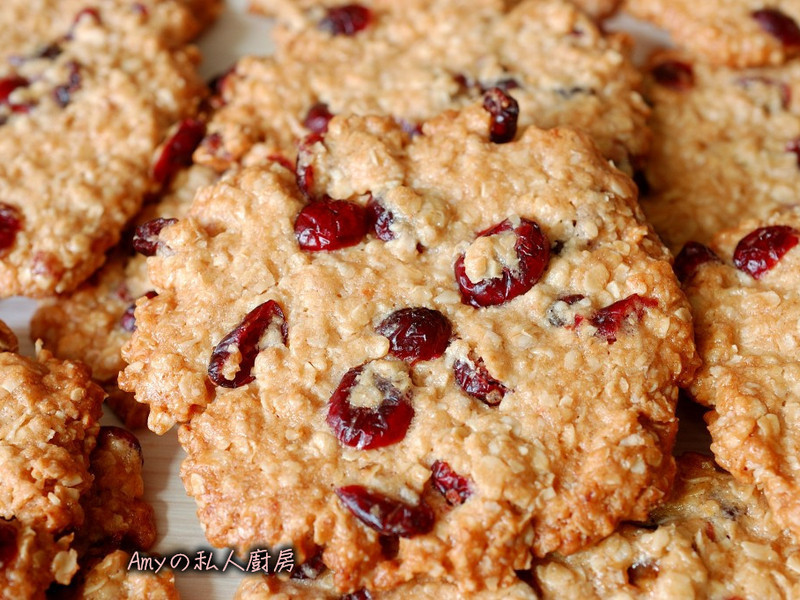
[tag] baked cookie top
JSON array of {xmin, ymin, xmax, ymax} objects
[
  {"xmin": 1, "ymin": 0, "xmax": 223, "ymax": 56},
  {"xmin": 0, "ymin": 5, "xmax": 206, "ymax": 297},
  {"xmin": 638, "ymin": 50, "xmax": 800, "ymax": 253},
  {"xmin": 676, "ymin": 205, "xmax": 800, "ymax": 541},
  {"xmin": 199, "ymin": 0, "xmax": 649, "ymax": 175},
  {"xmin": 75, "ymin": 550, "xmax": 180, "ymax": 600},
  {"xmin": 534, "ymin": 453, "xmax": 800, "ymax": 599},
  {"xmin": 121, "ymin": 105, "xmax": 696, "ymax": 591},
  {"xmin": 625, "ymin": 0, "xmax": 800, "ymax": 68}
]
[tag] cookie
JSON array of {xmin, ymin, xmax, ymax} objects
[
  {"xmin": 32, "ymin": 162, "xmax": 218, "ymax": 428},
  {"xmin": 534, "ymin": 453, "xmax": 800, "ymax": 598},
  {"xmin": 675, "ymin": 205, "xmax": 800, "ymax": 541},
  {"xmin": 121, "ymin": 105, "xmax": 697, "ymax": 591},
  {"xmin": 0, "ymin": 4, "xmax": 206, "ymax": 296},
  {"xmin": 638, "ymin": 50, "xmax": 800, "ymax": 253},
  {"xmin": 200, "ymin": 0, "xmax": 649, "ymax": 175},
  {"xmin": 73, "ymin": 550, "xmax": 179, "ymax": 600},
  {"xmin": 625, "ymin": 0, "xmax": 800, "ymax": 68}
]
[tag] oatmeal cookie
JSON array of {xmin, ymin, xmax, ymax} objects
[
  {"xmin": 73, "ymin": 550, "xmax": 179, "ymax": 600},
  {"xmin": 32, "ymin": 163, "xmax": 218, "ymax": 428},
  {"xmin": 121, "ymin": 105, "xmax": 696, "ymax": 591},
  {"xmin": 533, "ymin": 453, "xmax": 800, "ymax": 599},
  {"xmin": 0, "ymin": 5, "xmax": 206, "ymax": 296},
  {"xmin": 625, "ymin": 0, "xmax": 800, "ymax": 68},
  {"xmin": 638, "ymin": 50, "xmax": 800, "ymax": 253},
  {"xmin": 201, "ymin": 0, "xmax": 649, "ymax": 175},
  {"xmin": 676, "ymin": 205, "xmax": 800, "ymax": 541}
]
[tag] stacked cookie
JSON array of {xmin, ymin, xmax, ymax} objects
[{"xmin": 4, "ymin": 0, "xmax": 800, "ymax": 598}]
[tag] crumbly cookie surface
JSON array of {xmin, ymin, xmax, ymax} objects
[
  {"xmin": 638, "ymin": 50, "xmax": 800, "ymax": 253},
  {"xmin": 122, "ymin": 106, "xmax": 696, "ymax": 591},
  {"xmin": 533, "ymin": 453, "xmax": 800, "ymax": 599},
  {"xmin": 202, "ymin": 0, "xmax": 648, "ymax": 174},
  {"xmin": 0, "ymin": 5, "xmax": 205, "ymax": 297},
  {"xmin": 680, "ymin": 206, "xmax": 800, "ymax": 541},
  {"xmin": 76, "ymin": 550, "xmax": 179, "ymax": 600},
  {"xmin": 32, "ymin": 165, "xmax": 218, "ymax": 428},
  {"xmin": 625, "ymin": 0, "xmax": 800, "ymax": 67}
]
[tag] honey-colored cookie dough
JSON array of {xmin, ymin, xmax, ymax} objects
[
  {"xmin": 76, "ymin": 550, "xmax": 180, "ymax": 600},
  {"xmin": 122, "ymin": 106, "xmax": 696, "ymax": 592},
  {"xmin": 639, "ymin": 50, "xmax": 800, "ymax": 253}
]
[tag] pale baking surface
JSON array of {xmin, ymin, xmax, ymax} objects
[{"xmin": 0, "ymin": 5, "xmax": 708, "ymax": 599}]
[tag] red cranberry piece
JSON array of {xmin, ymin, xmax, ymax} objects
[
  {"xmin": 207, "ymin": 300, "xmax": 288, "ymax": 388},
  {"xmin": 132, "ymin": 217, "xmax": 178, "ymax": 257},
  {"xmin": 335, "ymin": 485, "xmax": 434, "ymax": 537},
  {"xmin": 453, "ymin": 357, "xmax": 508, "ymax": 406},
  {"xmin": 304, "ymin": 102, "xmax": 334, "ymax": 134},
  {"xmin": 482, "ymin": 87, "xmax": 519, "ymax": 144},
  {"xmin": 0, "ymin": 76, "xmax": 28, "ymax": 104},
  {"xmin": 733, "ymin": 225, "xmax": 799, "ymax": 278},
  {"xmin": 326, "ymin": 364, "xmax": 414, "ymax": 450},
  {"xmin": 787, "ymin": 138, "xmax": 800, "ymax": 166},
  {"xmin": 376, "ymin": 308, "xmax": 451, "ymax": 364},
  {"xmin": 0, "ymin": 203, "xmax": 21, "ymax": 254},
  {"xmin": 0, "ymin": 521, "xmax": 18, "ymax": 568},
  {"xmin": 153, "ymin": 119, "xmax": 206, "ymax": 185},
  {"xmin": 53, "ymin": 61, "xmax": 81, "ymax": 108},
  {"xmin": 366, "ymin": 196, "xmax": 395, "ymax": 241},
  {"xmin": 67, "ymin": 7, "xmax": 102, "ymax": 38},
  {"xmin": 454, "ymin": 218, "xmax": 549, "ymax": 308},
  {"xmin": 651, "ymin": 60, "xmax": 694, "ymax": 91},
  {"xmin": 120, "ymin": 290, "xmax": 157, "ymax": 333},
  {"xmin": 268, "ymin": 154, "xmax": 295, "ymax": 172},
  {"xmin": 752, "ymin": 8, "xmax": 800, "ymax": 47},
  {"xmin": 590, "ymin": 294, "xmax": 658, "ymax": 343},
  {"xmin": 295, "ymin": 197, "xmax": 368, "ymax": 251},
  {"xmin": 673, "ymin": 241, "xmax": 720, "ymax": 282},
  {"xmin": 319, "ymin": 4, "xmax": 372, "ymax": 36},
  {"xmin": 430, "ymin": 460, "xmax": 472, "ymax": 506},
  {"xmin": 546, "ymin": 294, "xmax": 586, "ymax": 327}
]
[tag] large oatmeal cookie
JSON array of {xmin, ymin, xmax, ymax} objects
[
  {"xmin": 0, "ymin": 4, "xmax": 206, "ymax": 296},
  {"xmin": 638, "ymin": 50, "xmax": 800, "ymax": 253},
  {"xmin": 677, "ymin": 205, "xmax": 800, "ymax": 541},
  {"xmin": 200, "ymin": 0, "xmax": 648, "ymax": 175},
  {"xmin": 121, "ymin": 106, "xmax": 697, "ymax": 591},
  {"xmin": 625, "ymin": 0, "xmax": 800, "ymax": 68}
]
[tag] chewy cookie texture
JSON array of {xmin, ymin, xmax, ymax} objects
[
  {"xmin": 200, "ymin": 0, "xmax": 649, "ymax": 175},
  {"xmin": 0, "ymin": 2, "xmax": 207, "ymax": 297},
  {"xmin": 121, "ymin": 103, "xmax": 697, "ymax": 592},
  {"xmin": 678, "ymin": 206, "xmax": 800, "ymax": 543}
]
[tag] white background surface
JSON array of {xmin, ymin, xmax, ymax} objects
[{"xmin": 0, "ymin": 6, "xmax": 706, "ymax": 599}]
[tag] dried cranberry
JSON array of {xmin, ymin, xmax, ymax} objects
[
  {"xmin": 304, "ymin": 102, "xmax": 334, "ymax": 134},
  {"xmin": 590, "ymin": 294, "xmax": 658, "ymax": 343},
  {"xmin": 53, "ymin": 61, "xmax": 81, "ymax": 107},
  {"xmin": 454, "ymin": 218, "xmax": 549, "ymax": 308},
  {"xmin": 430, "ymin": 460, "xmax": 471, "ymax": 505},
  {"xmin": 453, "ymin": 357, "xmax": 508, "ymax": 406},
  {"xmin": 673, "ymin": 242, "xmax": 719, "ymax": 282},
  {"xmin": 152, "ymin": 119, "xmax": 206, "ymax": 185},
  {"xmin": 376, "ymin": 308, "xmax": 451, "ymax": 364},
  {"xmin": 0, "ymin": 521, "xmax": 18, "ymax": 568},
  {"xmin": 0, "ymin": 76, "xmax": 28, "ymax": 104},
  {"xmin": 295, "ymin": 197, "xmax": 368, "ymax": 251},
  {"xmin": 733, "ymin": 225, "xmax": 799, "ymax": 278},
  {"xmin": 482, "ymin": 87, "xmax": 519, "ymax": 144},
  {"xmin": 268, "ymin": 154, "xmax": 294, "ymax": 172},
  {"xmin": 120, "ymin": 291, "xmax": 157, "ymax": 333},
  {"xmin": 787, "ymin": 138, "xmax": 800, "ymax": 166},
  {"xmin": 0, "ymin": 203, "xmax": 21, "ymax": 254},
  {"xmin": 132, "ymin": 218, "xmax": 178, "ymax": 257},
  {"xmin": 651, "ymin": 60, "xmax": 694, "ymax": 91},
  {"xmin": 290, "ymin": 551, "xmax": 326, "ymax": 580},
  {"xmin": 319, "ymin": 4, "xmax": 372, "ymax": 36},
  {"xmin": 366, "ymin": 196, "xmax": 395, "ymax": 241},
  {"xmin": 207, "ymin": 300, "xmax": 287, "ymax": 388},
  {"xmin": 67, "ymin": 7, "xmax": 102, "ymax": 38},
  {"xmin": 326, "ymin": 365, "xmax": 414, "ymax": 450},
  {"xmin": 335, "ymin": 485, "xmax": 434, "ymax": 537},
  {"xmin": 752, "ymin": 8, "xmax": 800, "ymax": 47}
]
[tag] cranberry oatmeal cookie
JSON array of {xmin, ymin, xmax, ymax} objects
[
  {"xmin": 121, "ymin": 103, "xmax": 696, "ymax": 592},
  {"xmin": 625, "ymin": 0, "xmax": 800, "ymax": 68},
  {"xmin": 675, "ymin": 205, "xmax": 800, "ymax": 541},
  {"xmin": 70, "ymin": 550, "xmax": 179, "ymax": 600},
  {"xmin": 637, "ymin": 50, "xmax": 800, "ymax": 253},
  {"xmin": 0, "ymin": 4, "xmax": 206, "ymax": 296},
  {"xmin": 200, "ymin": 0, "xmax": 649, "ymax": 175}
]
